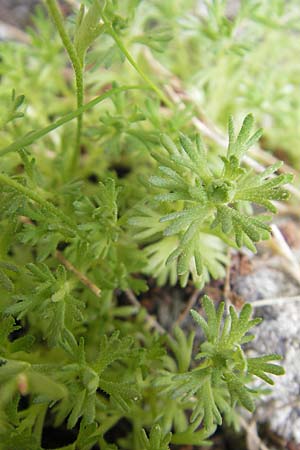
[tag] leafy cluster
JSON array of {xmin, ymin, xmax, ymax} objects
[
  {"xmin": 0, "ymin": 0, "xmax": 294, "ymax": 449},
  {"xmin": 153, "ymin": 297, "xmax": 284, "ymax": 445},
  {"xmin": 156, "ymin": 297, "xmax": 284, "ymax": 432},
  {"xmin": 130, "ymin": 114, "xmax": 292, "ymax": 286},
  {"xmin": 0, "ymin": 295, "xmax": 284, "ymax": 450}
]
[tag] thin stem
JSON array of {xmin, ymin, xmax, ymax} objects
[
  {"xmin": 55, "ymin": 250, "xmax": 101, "ymax": 297},
  {"xmin": 125, "ymin": 289, "xmax": 177, "ymax": 346},
  {"xmin": 46, "ymin": 0, "xmax": 83, "ymax": 172},
  {"xmin": 0, "ymin": 85, "xmax": 141, "ymax": 157},
  {"xmin": 106, "ymin": 23, "xmax": 173, "ymax": 109},
  {"xmin": 251, "ymin": 295, "xmax": 300, "ymax": 308},
  {"xmin": 34, "ymin": 405, "xmax": 48, "ymax": 445},
  {"xmin": 239, "ymin": 417, "xmax": 271, "ymax": 450},
  {"xmin": 175, "ymin": 288, "xmax": 201, "ymax": 326},
  {"xmin": 270, "ymin": 223, "xmax": 300, "ymax": 284},
  {"xmin": 0, "ymin": 173, "xmax": 76, "ymax": 230}
]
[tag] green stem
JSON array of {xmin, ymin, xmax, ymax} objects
[
  {"xmin": 0, "ymin": 173, "xmax": 76, "ymax": 230},
  {"xmin": 106, "ymin": 24, "xmax": 173, "ymax": 109},
  {"xmin": 46, "ymin": 0, "xmax": 83, "ymax": 172},
  {"xmin": 0, "ymin": 86, "xmax": 141, "ymax": 157},
  {"xmin": 34, "ymin": 404, "xmax": 48, "ymax": 445}
]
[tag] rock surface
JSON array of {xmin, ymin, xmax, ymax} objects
[{"xmin": 232, "ymin": 243, "xmax": 300, "ymax": 443}]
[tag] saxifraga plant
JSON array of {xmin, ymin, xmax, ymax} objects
[{"xmin": 0, "ymin": 1, "xmax": 293, "ymax": 449}]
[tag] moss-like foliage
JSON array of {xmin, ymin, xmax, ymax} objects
[{"xmin": 0, "ymin": 0, "xmax": 293, "ymax": 448}]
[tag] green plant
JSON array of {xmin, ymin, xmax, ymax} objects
[
  {"xmin": 0, "ymin": 1, "xmax": 295, "ymax": 449},
  {"xmin": 130, "ymin": 114, "xmax": 292, "ymax": 287}
]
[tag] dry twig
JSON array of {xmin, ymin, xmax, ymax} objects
[
  {"xmin": 270, "ymin": 224, "xmax": 300, "ymax": 284},
  {"xmin": 124, "ymin": 289, "xmax": 177, "ymax": 347},
  {"xmin": 175, "ymin": 288, "xmax": 201, "ymax": 325},
  {"xmin": 55, "ymin": 250, "xmax": 101, "ymax": 297},
  {"xmin": 239, "ymin": 416, "xmax": 271, "ymax": 450},
  {"xmin": 125, "ymin": 288, "xmax": 169, "ymax": 336},
  {"xmin": 251, "ymin": 295, "xmax": 300, "ymax": 308}
]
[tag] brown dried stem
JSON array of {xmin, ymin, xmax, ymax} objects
[
  {"xmin": 175, "ymin": 288, "xmax": 201, "ymax": 326},
  {"xmin": 125, "ymin": 288, "xmax": 175, "ymax": 344},
  {"xmin": 55, "ymin": 250, "xmax": 101, "ymax": 297}
]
